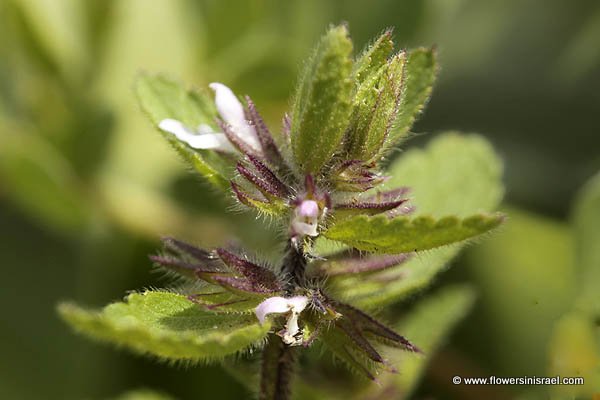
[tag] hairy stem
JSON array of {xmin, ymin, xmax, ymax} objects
[
  {"xmin": 281, "ymin": 241, "xmax": 306, "ymax": 296},
  {"xmin": 258, "ymin": 241, "xmax": 307, "ymax": 399},
  {"xmin": 280, "ymin": 241, "xmax": 307, "ymax": 294},
  {"xmin": 260, "ymin": 335, "xmax": 298, "ymax": 400}
]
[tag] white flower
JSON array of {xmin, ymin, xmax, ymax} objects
[
  {"xmin": 291, "ymin": 200, "xmax": 320, "ymax": 238},
  {"xmin": 255, "ymin": 296, "xmax": 309, "ymax": 346},
  {"xmin": 158, "ymin": 82, "xmax": 260, "ymax": 153}
]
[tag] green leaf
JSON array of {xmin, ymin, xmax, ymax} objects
[
  {"xmin": 353, "ymin": 29, "xmax": 394, "ymax": 85},
  {"xmin": 58, "ymin": 291, "xmax": 270, "ymax": 362},
  {"xmin": 381, "ymin": 47, "xmax": 438, "ymax": 154},
  {"xmin": 328, "ymin": 247, "xmax": 460, "ymax": 308},
  {"xmin": 385, "ymin": 132, "xmax": 504, "ymax": 216},
  {"xmin": 188, "ymin": 291, "xmax": 262, "ymax": 314},
  {"xmin": 572, "ymin": 171, "xmax": 600, "ymax": 313},
  {"xmin": 291, "ymin": 25, "xmax": 353, "ymax": 173},
  {"xmin": 345, "ymin": 53, "xmax": 407, "ymax": 161},
  {"xmin": 134, "ymin": 74, "xmax": 230, "ymax": 190},
  {"xmin": 324, "ymin": 133, "xmax": 504, "ymax": 307},
  {"xmin": 361, "ymin": 285, "xmax": 475, "ymax": 399},
  {"xmin": 324, "ymin": 213, "xmax": 503, "ymax": 254}
]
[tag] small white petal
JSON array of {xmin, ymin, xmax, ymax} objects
[
  {"xmin": 287, "ymin": 296, "xmax": 309, "ymax": 313},
  {"xmin": 209, "ymin": 82, "xmax": 262, "ymax": 152},
  {"xmin": 159, "ymin": 118, "xmax": 195, "ymax": 138},
  {"xmin": 209, "ymin": 82, "xmax": 246, "ymax": 128},
  {"xmin": 235, "ymin": 124, "xmax": 261, "ymax": 151},
  {"xmin": 254, "ymin": 296, "xmax": 309, "ymax": 324},
  {"xmin": 197, "ymin": 123, "xmax": 215, "ymax": 134},
  {"xmin": 292, "ymin": 220, "xmax": 319, "ymax": 237},
  {"xmin": 189, "ymin": 133, "xmax": 236, "ymax": 151},
  {"xmin": 158, "ymin": 118, "xmax": 235, "ymax": 152},
  {"xmin": 283, "ymin": 313, "xmax": 301, "ymax": 345},
  {"xmin": 255, "ymin": 297, "xmax": 290, "ymax": 324}
]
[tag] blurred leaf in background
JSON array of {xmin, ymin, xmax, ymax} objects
[{"xmin": 463, "ymin": 173, "xmax": 600, "ymax": 398}]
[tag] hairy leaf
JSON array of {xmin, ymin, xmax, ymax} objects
[
  {"xmin": 135, "ymin": 74, "xmax": 230, "ymax": 189},
  {"xmin": 346, "ymin": 53, "xmax": 407, "ymax": 161},
  {"xmin": 58, "ymin": 291, "xmax": 270, "ymax": 362},
  {"xmin": 325, "ymin": 133, "xmax": 504, "ymax": 307},
  {"xmin": 353, "ymin": 29, "xmax": 394, "ymax": 85},
  {"xmin": 313, "ymin": 252, "xmax": 410, "ymax": 276},
  {"xmin": 324, "ymin": 213, "xmax": 503, "ymax": 254},
  {"xmin": 327, "ymin": 247, "xmax": 459, "ymax": 308},
  {"xmin": 291, "ymin": 25, "xmax": 353, "ymax": 173},
  {"xmin": 319, "ymin": 326, "xmax": 379, "ymax": 382},
  {"xmin": 381, "ymin": 48, "xmax": 438, "ymax": 154},
  {"xmin": 188, "ymin": 291, "xmax": 260, "ymax": 313},
  {"xmin": 385, "ymin": 132, "xmax": 504, "ymax": 216}
]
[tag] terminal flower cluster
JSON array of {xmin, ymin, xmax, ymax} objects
[{"xmin": 61, "ymin": 24, "xmax": 504, "ymax": 400}]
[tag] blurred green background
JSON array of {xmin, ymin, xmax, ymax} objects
[{"xmin": 0, "ymin": 0, "xmax": 598, "ymax": 399}]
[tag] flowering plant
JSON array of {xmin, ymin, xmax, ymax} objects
[{"xmin": 60, "ymin": 25, "xmax": 504, "ymax": 399}]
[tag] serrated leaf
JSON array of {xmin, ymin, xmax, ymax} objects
[
  {"xmin": 381, "ymin": 48, "xmax": 438, "ymax": 154},
  {"xmin": 572, "ymin": 171, "xmax": 600, "ymax": 314},
  {"xmin": 353, "ymin": 29, "xmax": 394, "ymax": 85},
  {"xmin": 345, "ymin": 53, "xmax": 407, "ymax": 161},
  {"xmin": 58, "ymin": 291, "xmax": 270, "ymax": 362},
  {"xmin": 291, "ymin": 25, "xmax": 353, "ymax": 173},
  {"xmin": 325, "ymin": 133, "xmax": 504, "ymax": 307},
  {"xmin": 134, "ymin": 74, "xmax": 230, "ymax": 189},
  {"xmin": 324, "ymin": 213, "xmax": 503, "ymax": 254},
  {"xmin": 386, "ymin": 132, "xmax": 504, "ymax": 216},
  {"xmin": 379, "ymin": 285, "xmax": 475, "ymax": 398}
]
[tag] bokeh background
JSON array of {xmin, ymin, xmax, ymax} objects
[{"xmin": 0, "ymin": 1, "xmax": 598, "ymax": 399}]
